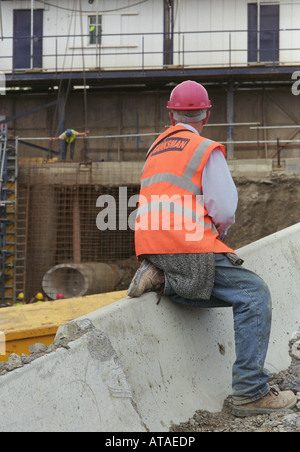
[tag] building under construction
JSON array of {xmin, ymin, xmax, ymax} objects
[{"xmin": 1, "ymin": 0, "xmax": 300, "ymax": 305}]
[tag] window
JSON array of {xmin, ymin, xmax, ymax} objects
[
  {"xmin": 248, "ymin": 3, "xmax": 279, "ymax": 63},
  {"xmin": 13, "ymin": 9, "xmax": 43, "ymax": 69},
  {"xmin": 89, "ymin": 15, "xmax": 102, "ymax": 45}
]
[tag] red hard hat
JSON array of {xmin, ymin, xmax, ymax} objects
[
  {"xmin": 56, "ymin": 293, "xmax": 64, "ymax": 299},
  {"xmin": 167, "ymin": 80, "xmax": 212, "ymax": 111}
]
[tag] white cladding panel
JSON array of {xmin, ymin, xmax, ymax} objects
[{"xmin": 0, "ymin": 0, "xmax": 300, "ymax": 72}]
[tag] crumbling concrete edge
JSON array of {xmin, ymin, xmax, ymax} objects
[{"xmin": 0, "ymin": 319, "xmax": 95, "ymax": 375}]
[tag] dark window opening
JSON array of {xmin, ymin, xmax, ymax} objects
[{"xmin": 248, "ymin": 3, "xmax": 279, "ymax": 63}]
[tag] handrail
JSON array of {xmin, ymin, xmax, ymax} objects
[
  {"xmin": 14, "ymin": 128, "xmax": 300, "ymax": 158},
  {"xmin": 1, "ymin": 28, "xmax": 300, "ymax": 74},
  {"xmin": 2, "ymin": 28, "xmax": 293, "ymax": 40},
  {"xmin": 250, "ymin": 125, "xmax": 300, "ymax": 130},
  {"xmin": 16, "ymin": 123, "xmax": 261, "ymax": 142}
]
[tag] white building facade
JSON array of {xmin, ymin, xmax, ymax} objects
[{"xmin": 0, "ymin": 0, "xmax": 300, "ymax": 73}]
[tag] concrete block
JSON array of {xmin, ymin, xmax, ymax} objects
[{"xmin": 0, "ymin": 327, "xmax": 147, "ymax": 432}]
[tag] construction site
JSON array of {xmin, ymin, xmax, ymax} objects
[{"xmin": 0, "ymin": 0, "xmax": 300, "ymax": 434}]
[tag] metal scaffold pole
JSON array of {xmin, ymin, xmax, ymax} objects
[
  {"xmin": 30, "ymin": 0, "xmax": 34, "ymax": 69},
  {"xmin": 0, "ymin": 124, "xmax": 17, "ymax": 307}
]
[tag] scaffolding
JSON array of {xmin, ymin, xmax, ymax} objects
[{"xmin": 0, "ymin": 125, "xmax": 17, "ymax": 306}]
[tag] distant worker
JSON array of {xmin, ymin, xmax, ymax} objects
[
  {"xmin": 51, "ymin": 129, "xmax": 89, "ymax": 161},
  {"xmin": 56, "ymin": 293, "xmax": 64, "ymax": 300},
  {"xmin": 15, "ymin": 293, "xmax": 25, "ymax": 306},
  {"xmin": 35, "ymin": 292, "xmax": 44, "ymax": 303},
  {"xmin": 29, "ymin": 292, "xmax": 44, "ymax": 304}
]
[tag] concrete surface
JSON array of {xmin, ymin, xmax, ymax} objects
[{"xmin": 0, "ymin": 223, "xmax": 300, "ymax": 432}]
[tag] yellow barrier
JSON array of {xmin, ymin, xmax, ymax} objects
[{"xmin": 0, "ymin": 291, "xmax": 127, "ymax": 362}]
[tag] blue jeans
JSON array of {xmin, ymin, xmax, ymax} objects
[{"xmin": 164, "ymin": 253, "xmax": 272, "ymax": 404}]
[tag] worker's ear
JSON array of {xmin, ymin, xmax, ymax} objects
[
  {"xmin": 202, "ymin": 110, "xmax": 210, "ymax": 126},
  {"xmin": 169, "ymin": 112, "xmax": 176, "ymax": 126}
]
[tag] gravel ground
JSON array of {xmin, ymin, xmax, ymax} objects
[
  {"xmin": 170, "ymin": 398, "xmax": 300, "ymax": 433},
  {"xmin": 170, "ymin": 333, "xmax": 300, "ymax": 433}
]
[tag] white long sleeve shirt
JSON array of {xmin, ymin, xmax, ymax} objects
[{"xmin": 178, "ymin": 123, "xmax": 238, "ymax": 239}]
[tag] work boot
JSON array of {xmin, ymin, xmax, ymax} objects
[
  {"xmin": 232, "ymin": 388, "xmax": 297, "ymax": 418},
  {"xmin": 127, "ymin": 260, "xmax": 165, "ymax": 298}
]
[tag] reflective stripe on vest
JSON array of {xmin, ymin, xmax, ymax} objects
[
  {"xmin": 136, "ymin": 198, "xmax": 216, "ymax": 230},
  {"xmin": 141, "ymin": 139, "xmax": 214, "ymax": 196}
]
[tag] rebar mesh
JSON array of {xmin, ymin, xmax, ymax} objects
[{"xmin": 16, "ymin": 161, "xmax": 141, "ymax": 303}]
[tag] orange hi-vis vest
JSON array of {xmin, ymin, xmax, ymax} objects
[{"xmin": 135, "ymin": 125, "xmax": 235, "ymax": 257}]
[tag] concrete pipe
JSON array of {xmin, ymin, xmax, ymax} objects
[{"xmin": 42, "ymin": 263, "xmax": 124, "ymax": 300}]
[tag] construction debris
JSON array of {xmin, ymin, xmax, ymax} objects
[
  {"xmin": 0, "ymin": 318, "xmax": 94, "ymax": 377},
  {"xmin": 171, "ymin": 330, "xmax": 300, "ymax": 433},
  {"xmin": 170, "ymin": 401, "xmax": 300, "ymax": 432}
]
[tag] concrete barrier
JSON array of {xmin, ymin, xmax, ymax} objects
[{"xmin": 0, "ymin": 223, "xmax": 300, "ymax": 432}]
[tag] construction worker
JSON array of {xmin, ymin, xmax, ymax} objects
[
  {"xmin": 29, "ymin": 292, "xmax": 44, "ymax": 304},
  {"xmin": 15, "ymin": 293, "xmax": 25, "ymax": 306},
  {"xmin": 127, "ymin": 80, "xmax": 297, "ymax": 417},
  {"xmin": 51, "ymin": 129, "xmax": 89, "ymax": 161},
  {"xmin": 89, "ymin": 25, "xmax": 101, "ymax": 45}
]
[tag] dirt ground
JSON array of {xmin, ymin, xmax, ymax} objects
[
  {"xmin": 225, "ymin": 175, "xmax": 300, "ymax": 250},
  {"xmin": 170, "ymin": 368, "xmax": 300, "ymax": 432},
  {"xmin": 169, "ymin": 401, "xmax": 300, "ymax": 432}
]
